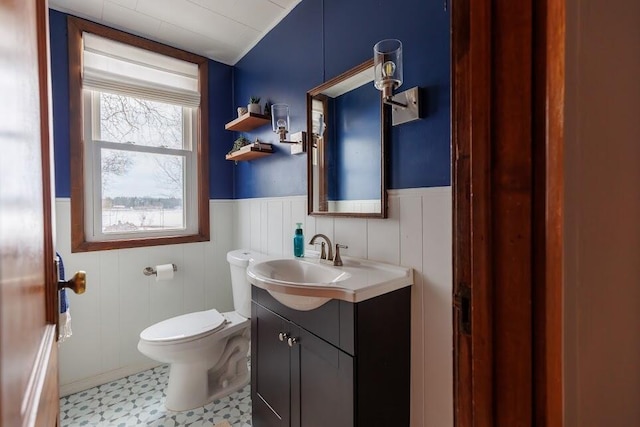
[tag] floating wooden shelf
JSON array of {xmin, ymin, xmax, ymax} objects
[
  {"xmin": 225, "ymin": 144, "xmax": 274, "ymax": 162},
  {"xmin": 225, "ymin": 112, "xmax": 271, "ymax": 132}
]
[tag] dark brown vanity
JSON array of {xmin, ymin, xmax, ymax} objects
[{"xmin": 250, "ymin": 285, "xmax": 411, "ymax": 427}]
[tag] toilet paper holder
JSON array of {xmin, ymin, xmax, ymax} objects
[{"xmin": 143, "ymin": 264, "xmax": 178, "ymax": 276}]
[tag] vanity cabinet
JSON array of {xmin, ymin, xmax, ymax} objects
[{"xmin": 250, "ymin": 285, "xmax": 411, "ymax": 427}]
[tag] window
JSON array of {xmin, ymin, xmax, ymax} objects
[{"xmin": 68, "ymin": 17, "xmax": 209, "ymax": 252}]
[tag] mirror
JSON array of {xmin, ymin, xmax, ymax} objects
[{"xmin": 307, "ymin": 59, "xmax": 389, "ymax": 217}]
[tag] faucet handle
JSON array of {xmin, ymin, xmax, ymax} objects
[
  {"xmin": 334, "ymin": 244, "xmax": 348, "ymax": 266},
  {"xmin": 311, "ymin": 241, "xmax": 327, "ymax": 259}
]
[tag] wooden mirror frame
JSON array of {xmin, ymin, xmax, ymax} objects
[{"xmin": 306, "ymin": 59, "xmax": 389, "ymax": 218}]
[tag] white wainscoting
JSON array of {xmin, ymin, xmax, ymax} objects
[
  {"xmin": 56, "ymin": 188, "xmax": 453, "ymax": 426},
  {"xmin": 233, "ymin": 187, "xmax": 453, "ymax": 427},
  {"xmin": 55, "ymin": 199, "xmax": 236, "ymax": 396}
]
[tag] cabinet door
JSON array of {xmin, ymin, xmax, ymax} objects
[
  {"xmin": 252, "ymin": 303, "xmax": 293, "ymax": 427},
  {"xmin": 294, "ymin": 328, "xmax": 354, "ymax": 427}
]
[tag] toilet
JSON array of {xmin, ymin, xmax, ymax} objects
[{"xmin": 137, "ymin": 249, "xmax": 264, "ymax": 411}]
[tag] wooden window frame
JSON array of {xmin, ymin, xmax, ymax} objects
[{"xmin": 67, "ymin": 16, "xmax": 210, "ymax": 252}]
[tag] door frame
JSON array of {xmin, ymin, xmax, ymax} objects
[{"xmin": 451, "ymin": 0, "xmax": 565, "ymax": 425}]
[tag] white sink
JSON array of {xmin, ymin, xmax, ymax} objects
[
  {"xmin": 248, "ymin": 259, "xmax": 352, "ymax": 286},
  {"xmin": 246, "ymin": 256, "xmax": 413, "ymax": 311}
]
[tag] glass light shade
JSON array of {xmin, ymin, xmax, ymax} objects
[
  {"xmin": 374, "ymin": 39, "xmax": 403, "ymax": 96},
  {"xmin": 271, "ymin": 104, "xmax": 290, "ymax": 134}
]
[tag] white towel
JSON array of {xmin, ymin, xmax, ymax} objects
[{"xmin": 57, "ymin": 253, "xmax": 72, "ymax": 342}]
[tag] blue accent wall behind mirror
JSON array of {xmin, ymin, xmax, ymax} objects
[{"xmin": 233, "ymin": 0, "xmax": 450, "ymax": 199}]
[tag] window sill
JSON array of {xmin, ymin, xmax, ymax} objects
[{"xmin": 71, "ymin": 232, "xmax": 209, "ymax": 253}]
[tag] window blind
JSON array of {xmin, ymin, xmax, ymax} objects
[{"xmin": 82, "ymin": 32, "xmax": 200, "ymax": 107}]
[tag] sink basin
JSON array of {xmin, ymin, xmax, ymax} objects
[
  {"xmin": 246, "ymin": 256, "xmax": 413, "ymax": 311},
  {"xmin": 248, "ymin": 259, "xmax": 352, "ymax": 286},
  {"xmin": 247, "ymin": 259, "xmax": 351, "ymax": 310}
]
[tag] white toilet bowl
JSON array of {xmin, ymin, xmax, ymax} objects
[{"xmin": 137, "ymin": 249, "xmax": 264, "ymax": 411}]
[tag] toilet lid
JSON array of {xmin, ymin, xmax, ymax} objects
[{"xmin": 140, "ymin": 309, "xmax": 227, "ymax": 343}]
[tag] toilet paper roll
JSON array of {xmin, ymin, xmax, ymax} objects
[{"xmin": 155, "ymin": 264, "xmax": 174, "ymax": 282}]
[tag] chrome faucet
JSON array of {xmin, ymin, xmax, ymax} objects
[{"xmin": 309, "ymin": 234, "xmax": 333, "ymax": 261}]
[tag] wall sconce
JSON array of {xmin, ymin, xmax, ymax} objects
[
  {"xmin": 271, "ymin": 103, "xmax": 306, "ymax": 154},
  {"xmin": 373, "ymin": 39, "xmax": 421, "ymax": 126}
]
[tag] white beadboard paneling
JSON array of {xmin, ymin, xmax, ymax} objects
[
  {"xmin": 102, "ymin": 1, "xmax": 162, "ymax": 36},
  {"xmin": 50, "ymin": 0, "xmax": 301, "ymax": 66},
  {"xmin": 182, "ymin": 242, "xmax": 206, "ymax": 314},
  {"xmin": 269, "ymin": 0, "xmax": 298, "ymax": 8},
  {"xmin": 399, "ymin": 195, "xmax": 425, "ymax": 427},
  {"xmin": 250, "ymin": 200, "xmax": 262, "ymax": 252},
  {"xmin": 203, "ymin": 242, "xmax": 226, "ymax": 310},
  {"xmin": 137, "ymin": 0, "xmax": 256, "ymax": 42},
  {"xmin": 234, "ymin": 199, "xmax": 252, "ymax": 250},
  {"xmin": 50, "ymin": 0, "xmax": 103, "ymax": 21},
  {"xmin": 282, "ymin": 199, "xmax": 293, "ymax": 257},
  {"xmin": 367, "ymin": 194, "xmax": 400, "ymax": 264},
  {"xmin": 422, "ymin": 188, "xmax": 453, "ymax": 427},
  {"xmin": 188, "ymin": 0, "xmax": 285, "ymax": 32},
  {"xmin": 209, "ymin": 201, "xmax": 234, "ymax": 312},
  {"xmin": 56, "ymin": 188, "xmax": 453, "ymax": 427},
  {"xmin": 213, "ymin": 201, "xmax": 235, "ymax": 250},
  {"xmin": 267, "ymin": 201, "xmax": 284, "ymax": 256},
  {"xmin": 260, "ymin": 201, "xmax": 269, "ymax": 255},
  {"xmin": 58, "ymin": 251, "xmax": 102, "ymax": 384},
  {"xmin": 99, "ymin": 250, "xmax": 120, "ymax": 372},
  {"xmin": 107, "ymin": 0, "xmax": 137, "ymax": 9},
  {"xmin": 117, "ymin": 247, "xmax": 152, "ymax": 367},
  {"xmin": 334, "ymin": 218, "xmax": 367, "ymax": 259}
]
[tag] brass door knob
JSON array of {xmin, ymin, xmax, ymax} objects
[{"xmin": 58, "ymin": 271, "xmax": 86, "ymax": 294}]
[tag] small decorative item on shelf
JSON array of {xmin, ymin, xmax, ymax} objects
[
  {"xmin": 225, "ymin": 138, "xmax": 274, "ymax": 163},
  {"xmin": 253, "ymin": 137, "xmax": 272, "ymax": 151},
  {"xmin": 248, "ymin": 96, "xmax": 261, "ymax": 114},
  {"xmin": 263, "ymin": 101, "xmax": 271, "ymax": 117},
  {"xmin": 227, "ymin": 135, "xmax": 251, "ymax": 156},
  {"xmin": 237, "ymin": 106, "xmax": 248, "ymax": 117}
]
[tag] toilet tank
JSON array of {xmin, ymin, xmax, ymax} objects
[{"xmin": 227, "ymin": 249, "xmax": 266, "ymax": 318}]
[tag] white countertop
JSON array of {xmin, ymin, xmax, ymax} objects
[{"xmin": 246, "ymin": 254, "xmax": 413, "ymax": 306}]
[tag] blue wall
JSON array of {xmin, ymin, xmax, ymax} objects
[
  {"xmin": 233, "ymin": 0, "xmax": 450, "ymax": 198},
  {"xmin": 49, "ymin": 9, "xmax": 235, "ymax": 199}
]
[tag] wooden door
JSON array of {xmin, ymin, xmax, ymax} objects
[
  {"xmin": 451, "ymin": 0, "xmax": 564, "ymax": 425},
  {"xmin": 0, "ymin": 0, "xmax": 60, "ymax": 425}
]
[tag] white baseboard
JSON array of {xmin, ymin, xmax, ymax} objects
[{"xmin": 60, "ymin": 361, "xmax": 161, "ymax": 397}]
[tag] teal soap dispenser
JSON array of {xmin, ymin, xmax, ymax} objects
[{"xmin": 294, "ymin": 223, "xmax": 304, "ymax": 257}]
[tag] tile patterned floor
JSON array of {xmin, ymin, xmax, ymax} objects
[{"xmin": 60, "ymin": 365, "xmax": 252, "ymax": 427}]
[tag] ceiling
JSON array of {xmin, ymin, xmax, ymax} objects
[{"xmin": 49, "ymin": 0, "xmax": 301, "ymax": 65}]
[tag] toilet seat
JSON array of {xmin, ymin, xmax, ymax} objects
[{"xmin": 140, "ymin": 309, "xmax": 227, "ymax": 344}]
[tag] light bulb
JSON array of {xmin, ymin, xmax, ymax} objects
[
  {"xmin": 382, "ymin": 61, "xmax": 396, "ymax": 78},
  {"xmin": 277, "ymin": 119, "xmax": 287, "ymax": 129}
]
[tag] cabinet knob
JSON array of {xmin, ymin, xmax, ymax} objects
[
  {"xmin": 287, "ymin": 337, "xmax": 299, "ymax": 347},
  {"xmin": 278, "ymin": 332, "xmax": 290, "ymax": 342}
]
